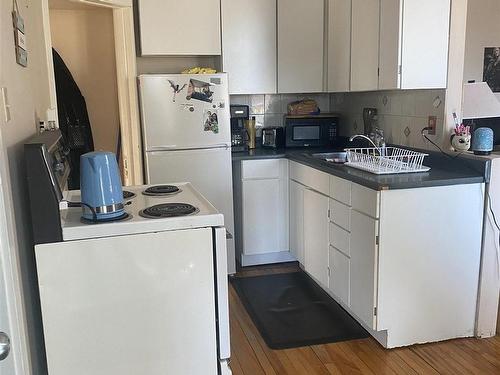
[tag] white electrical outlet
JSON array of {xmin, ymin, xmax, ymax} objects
[{"xmin": 0, "ymin": 87, "xmax": 11, "ymax": 123}]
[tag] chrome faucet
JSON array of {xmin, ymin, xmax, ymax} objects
[
  {"xmin": 349, "ymin": 134, "xmax": 380, "ymax": 148},
  {"xmin": 350, "ymin": 131, "xmax": 386, "ymax": 155}
]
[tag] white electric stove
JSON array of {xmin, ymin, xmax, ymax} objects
[
  {"xmin": 60, "ymin": 182, "xmax": 224, "ymax": 240},
  {"xmin": 35, "ymin": 182, "xmax": 232, "ymax": 375}
]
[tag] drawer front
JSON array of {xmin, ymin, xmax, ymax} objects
[
  {"xmin": 330, "ymin": 175, "xmax": 351, "ymax": 205},
  {"xmin": 329, "ymin": 199, "xmax": 351, "ymax": 231},
  {"xmin": 351, "ymin": 183, "xmax": 380, "ymax": 218},
  {"xmin": 290, "ymin": 161, "xmax": 329, "ymax": 195},
  {"xmin": 242, "ymin": 159, "xmax": 282, "ymax": 179},
  {"xmin": 329, "ymin": 222, "xmax": 350, "ymax": 257}
]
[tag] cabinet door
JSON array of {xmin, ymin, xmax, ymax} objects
[
  {"xmin": 329, "ymin": 246, "xmax": 350, "ymax": 306},
  {"xmin": 400, "ymin": 0, "xmax": 450, "ymax": 89},
  {"xmin": 350, "ymin": 210, "xmax": 378, "ymax": 329},
  {"xmin": 138, "ymin": 0, "xmax": 221, "ymax": 56},
  {"xmin": 304, "ymin": 189, "xmax": 329, "ymax": 287},
  {"xmin": 379, "ymin": 0, "xmax": 401, "ymax": 90},
  {"xmin": 277, "ymin": 0, "xmax": 324, "ymax": 93},
  {"xmin": 328, "ymin": 0, "xmax": 352, "ymax": 92},
  {"xmin": 289, "ymin": 180, "xmax": 305, "ymax": 264},
  {"xmin": 222, "ymin": 0, "xmax": 277, "ymax": 94},
  {"xmin": 242, "ymin": 179, "xmax": 283, "ymax": 255},
  {"xmin": 350, "ymin": 0, "xmax": 380, "ymax": 91}
]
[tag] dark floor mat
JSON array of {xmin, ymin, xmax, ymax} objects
[{"xmin": 231, "ymin": 271, "xmax": 369, "ymax": 350}]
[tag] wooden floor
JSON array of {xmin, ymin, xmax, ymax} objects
[{"xmin": 229, "ymin": 263, "xmax": 500, "ymax": 375}]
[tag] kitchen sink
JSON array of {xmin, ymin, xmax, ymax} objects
[{"xmin": 309, "ymin": 152, "xmax": 348, "ymax": 164}]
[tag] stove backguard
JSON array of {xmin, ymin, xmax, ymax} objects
[{"xmin": 25, "ymin": 130, "xmax": 70, "ymax": 244}]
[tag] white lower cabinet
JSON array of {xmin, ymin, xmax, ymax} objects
[
  {"xmin": 329, "ymin": 246, "xmax": 350, "ymax": 306},
  {"xmin": 289, "ymin": 180, "xmax": 305, "ymax": 264},
  {"xmin": 242, "ymin": 178, "xmax": 282, "ymax": 255},
  {"xmin": 288, "ymin": 162, "xmax": 484, "ymax": 349},
  {"xmin": 303, "ymin": 188, "xmax": 329, "ymax": 288},
  {"xmin": 350, "ymin": 210, "xmax": 378, "ymax": 330},
  {"xmin": 239, "ymin": 159, "xmax": 290, "ymax": 266}
]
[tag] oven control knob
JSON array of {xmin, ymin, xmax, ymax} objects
[
  {"xmin": 54, "ymin": 162, "xmax": 64, "ymax": 173},
  {"xmin": 0, "ymin": 332, "xmax": 10, "ymax": 361}
]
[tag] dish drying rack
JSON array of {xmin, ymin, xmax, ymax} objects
[{"xmin": 344, "ymin": 147, "xmax": 430, "ymax": 175}]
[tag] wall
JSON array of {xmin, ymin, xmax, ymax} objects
[
  {"xmin": 464, "ymin": 0, "xmax": 500, "ymax": 91},
  {"xmin": 462, "ymin": 0, "xmax": 500, "ymax": 336},
  {"xmin": 136, "ymin": 56, "xmax": 219, "ymax": 75},
  {"xmin": 50, "ymin": 8, "xmax": 120, "ymax": 153},
  {"xmin": 330, "ymin": 90, "xmax": 446, "ymax": 150},
  {"xmin": 230, "ymin": 94, "xmax": 331, "ymax": 136},
  {"xmin": 0, "ymin": 0, "xmax": 54, "ymax": 373}
]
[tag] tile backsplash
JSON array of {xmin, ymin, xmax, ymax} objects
[
  {"xmin": 230, "ymin": 90, "xmax": 446, "ymax": 150},
  {"xmin": 230, "ymin": 94, "xmax": 331, "ymax": 135},
  {"xmin": 330, "ymin": 90, "xmax": 446, "ymax": 150}
]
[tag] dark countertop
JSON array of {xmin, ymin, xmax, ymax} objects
[
  {"xmin": 232, "ymin": 147, "xmax": 489, "ymax": 191},
  {"xmin": 231, "ymin": 148, "xmax": 288, "ymax": 161}
]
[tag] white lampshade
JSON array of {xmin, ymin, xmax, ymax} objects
[{"xmin": 462, "ymin": 82, "xmax": 500, "ymax": 119}]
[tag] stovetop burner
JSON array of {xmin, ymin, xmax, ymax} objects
[
  {"xmin": 139, "ymin": 203, "xmax": 199, "ymax": 219},
  {"xmin": 123, "ymin": 190, "xmax": 136, "ymax": 200},
  {"xmin": 142, "ymin": 185, "xmax": 181, "ymax": 196}
]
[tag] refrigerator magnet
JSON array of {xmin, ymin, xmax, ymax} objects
[
  {"xmin": 186, "ymin": 79, "xmax": 214, "ymax": 103},
  {"xmin": 167, "ymin": 80, "xmax": 186, "ymax": 103},
  {"xmin": 203, "ymin": 110, "xmax": 219, "ymax": 134},
  {"xmin": 181, "ymin": 104, "xmax": 195, "ymax": 112}
]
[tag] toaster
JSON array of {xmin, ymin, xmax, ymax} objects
[{"xmin": 262, "ymin": 127, "xmax": 285, "ymax": 149}]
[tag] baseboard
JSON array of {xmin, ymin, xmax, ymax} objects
[{"xmin": 241, "ymin": 251, "xmax": 296, "ymax": 267}]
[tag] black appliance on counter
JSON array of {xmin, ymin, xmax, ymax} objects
[
  {"xmin": 262, "ymin": 127, "xmax": 285, "ymax": 149},
  {"xmin": 463, "ymin": 117, "xmax": 500, "ymax": 150},
  {"xmin": 230, "ymin": 105, "xmax": 249, "ymax": 152},
  {"xmin": 285, "ymin": 114, "xmax": 339, "ymax": 148},
  {"xmin": 25, "ymin": 130, "xmax": 70, "ymax": 244}
]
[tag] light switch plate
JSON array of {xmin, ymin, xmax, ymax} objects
[{"xmin": 1, "ymin": 87, "xmax": 11, "ymax": 123}]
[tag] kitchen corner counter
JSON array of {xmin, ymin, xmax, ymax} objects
[
  {"xmin": 232, "ymin": 148, "xmax": 489, "ymax": 191},
  {"xmin": 231, "ymin": 148, "xmax": 288, "ymax": 161}
]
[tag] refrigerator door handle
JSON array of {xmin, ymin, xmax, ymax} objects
[
  {"xmin": 214, "ymin": 227, "xmax": 231, "ymax": 360},
  {"xmin": 148, "ymin": 144, "xmax": 230, "ymax": 152}
]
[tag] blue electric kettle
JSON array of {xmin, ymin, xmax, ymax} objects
[{"xmin": 80, "ymin": 151, "xmax": 124, "ymax": 221}]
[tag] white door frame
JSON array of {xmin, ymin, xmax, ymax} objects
[
  {"xmin": 41, "ymin": 0, "xmax": 143, "ymax": 186},
  {"xmin": 0, "ymin": 131, "xmax": 32, "ymax": 375}
]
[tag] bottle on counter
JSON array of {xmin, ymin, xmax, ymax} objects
[{"xmin": 245, "ymin": 116, "xmax": 257, "ymax": 149}]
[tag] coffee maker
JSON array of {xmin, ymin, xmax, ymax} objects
[{"xmin": 230, "ymin": 105, "xmax": 249, "ymax": 152}]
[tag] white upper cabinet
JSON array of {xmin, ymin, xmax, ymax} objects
[
  {"xmin": 138, "ymin": 0, "xmax": 221, "ymax": 56},
  {"xmin": 400, "ymin": 0, "xmax": 450, "ymax": 89},
  {"xmin": 378, "ymin": 0, "xmax": 401, "ymax": 90},
  {"xmin": 379, "ymin": 0, "xmax": 451, "ymax": 90},
  {"xmin": 350, "ymin": 0, "xmax": 380, "ymax": 92},
  {"xmin": 277, "ymin": 0, "xmax": 325, "ymax": 93},
  {"xmin": 327, "ymin": 0, "xmax": 352, "ymax": 92},
  {"xmin": 222, "ymin": 0, "xmax": 277, "ymax": 94}
]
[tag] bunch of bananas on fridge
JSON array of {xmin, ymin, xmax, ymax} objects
[{"xmin": 181, "ymin": 67, "xmax": 217, "ymax": 74}]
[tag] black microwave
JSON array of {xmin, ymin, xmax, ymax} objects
[{"xmin": 285, "ymin": 115, "xmax": 339, "ymax": 148}]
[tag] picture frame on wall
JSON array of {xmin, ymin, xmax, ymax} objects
[{"xmin": 483, "ymin": 47, "xmax": 500, "ymax": 92}]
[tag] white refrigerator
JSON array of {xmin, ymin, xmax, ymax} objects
[{"xmin": 139, "ymin": 74, "xmax": 236, "ymax": 274}]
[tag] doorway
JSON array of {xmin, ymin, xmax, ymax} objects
[
  {"xmin": 50, "ymin": 0, "xmax": 120, "ymax": 155},
  {"xmin": 42, "ymin": 0, "xmax": 143, "ymax": 186}
]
